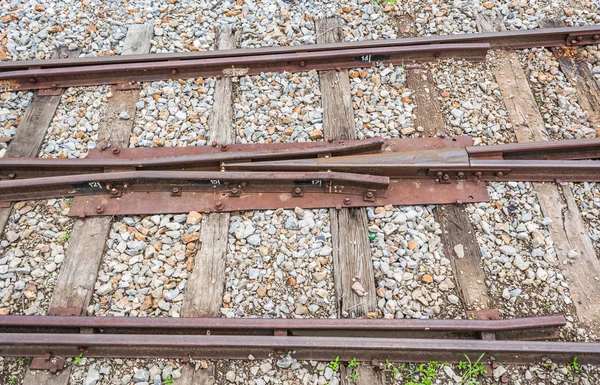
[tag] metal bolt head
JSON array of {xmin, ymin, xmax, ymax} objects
[
  {"xmin": 299, "ymin": 60, "xmax": 306, "ymax": 67},
  {"xmin": 110, "ymin": 188, "xmax": 118, "ymax": 195},
  {"xmin": 112, "ymin": 148, "xmax": 121, "ymax": 155},
  {"xmin": 220, "ymin": 144, "xmax": 229, "ymax": 152},
  {"xmin": 594, "ymin": 35, "xmax": 600, "ymax": 40},
  {"xmin": 436, "ymin": 171, "xmax": 443, "ymax": 178},
  {"xmin": 216, "ymin": 202, "xmax": 224, "ymax": 211},
  {"xmin": 172, "ymin": 187, "xmax": 180, "ymax": 194},
  {"xmin": 211, "ymin": 141, "xmax": 218, "ymax": 147},
  {"xmin": 475, "ymin": 172, "xmax": 482, "ymax": 179},
  {"xmin": 327, "ymin": 137, "xmax": 334, "ymax": 143},
  {"xmin": 577, "ymin": 35, "xmax": 584, "ymax": 41},
  {"xmin": 366, "ymin": 191, "xmax": 374, "ymax": 198},
  {"xmin": 294, "ymin": 187, "xmax": 302, "ymax": 194},
  {"xmin": 442, "ymin": 173, "xmax": 450, "ymax": 180},
  {"xmin": 95, "ymin": 205, "xmax": 105, "ymax": 214},
  {"xmin": 571, "ymin": 39, "xmax": 578, "ymax": 44},
  {"xmin": 231, "ymin": 187, "xmax": 239, "ymax": 194},
  {"xmin": 343, "ymin": 197, "xmax": 351, "ymax": 205},
  {"xmin": 496, "ymin": 171, "xmax": 504, "ymax": 177},
  {"xmin": 457, "ymin": 172, "xmax": 465, "ymax": 179},
  {"xmin": 171, "ymin": 69, "xmax": 178, "ymax": 75}
]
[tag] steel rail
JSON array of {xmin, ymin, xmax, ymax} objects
[
  {"xmin": 0, "ymin": 25, "xmax": 598, "ymax": 71},
  {"xmin": 0, "ymin": 43, "xmax": 489, "ymax": 92},
  {"xmin": 0, "ymin": 170, "xmax": 390, "ymax": 191},
  {"xmin": 0, "ymin": 137, "xmax": 384, "ymax": 172},
  {"xmin": 2, "ymin": 334, "xmax": 599, "ymax": 364},
  {"xmin": 467, "ymin": 137, "xmax": 600, "ymax": 160},
  {"xmin": 0, "ymin": 315, "xmax": 565, "ymax": 332}
]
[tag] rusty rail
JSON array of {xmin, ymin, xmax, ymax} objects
[
  {"xmin": 0, "ymin": 314, "xmax": 593, "ymax": 365},
  {"xmin": 2, "ymin": 25, "xmax": 600, "ymax": 91},
  {"xmin": 0, "ymin": 314, "xmax": 565, "ymax": 340},
  {"xmin": 0, "ymin": 43, "xmax": 490, "ymax": 92},
  {"xmin": 0, "ymin": 25, "xmax": 598, "ymax": 71},
  {"xmin": 0, "ymin": 136, "xmax": 597, "ymax": 213}
]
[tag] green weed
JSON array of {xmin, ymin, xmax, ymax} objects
[
  {"xmin": 73, "ymin": 352, "xmax": 84, "ymax": 365},
  {"xmin": 329, "ymin": 356, "xmax": 340, "ymax": 373},
  {"xmin": 458, "ymin": 353, "xmax": 487, "ymax": 385},
  {"xmin": 348, "ymin": 357, "xmax": 359, "ymax": 382}
]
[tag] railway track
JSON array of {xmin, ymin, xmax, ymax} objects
[{"xmin": 1, "ymin": 4, "xmax": 600, "ymax": 385}]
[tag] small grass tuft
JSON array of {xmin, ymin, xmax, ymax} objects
[
  {"xmin": 73, "ymin": 352, "xmax": 84, "ymax": 365},
  {"xmin": 329, "ymin": 356, "xmax": 340, "ymax": 373},
  {"xmin": 348, "ymin": 357, "xmax": 360, "ymax": 382},
  {"xmin": 458, "ymin": 353, "xmax": 487, "ymax": 385}
]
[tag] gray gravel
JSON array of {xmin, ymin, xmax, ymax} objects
[
  {"xmin": 234, "ymin": 71, "xmax": 323, "ymax": 143},
  {"xmin": 230, "ymin": 0, "xmax": 334, "ymax": 48},
  {"xmin": 90, "ymin": 213, "xmax": 201, "ymax": 317},
  {"xmin": 339, "ymin": 1, "xmax": 398, "ymax": 41},
  {"xmin": 39, "ymin": 86, "xmax": 110, "ymax": 158},
  {"xmin": 351, "ymin": 65, "xmax": 418, "ymax": 139},
  {"xmin": 465, "ymin": 182, "xmax": 575, "ymax": 320},
  {"xmin": 215, "ymin": 356, "xmax": 341, "ymax": 385},
  {"xmin": 434, "ymin": 57, "xmax": 516, "ymax": 145},
  {"xmin": 0, "ymin": 0, "xmax": 131, "ymax": 60},
  {"xmin": 69, "ymin": 357, "xmax": 182, "ymax": 385},
  {"xmin": 381, "ymin": 359, "xmax": 600, "ymax": 384},
  {"xmin": 130, "ymin": 79, "xmax": 216, "ymax": 148},
  {"xmin": 222, "ymin": 208, "xmax": 336, "ymax": 318},
  {"xmin": 369, "ymin": 205, "xmax": 464, "ymax": 319},
  {"xmin": 572, "ymin": 182, "xmax": 600, "ymax": 257},
  {"xmin": 0, "ymin": 357, "xmax": 28, "ymax": 385},
  {"xmin": 0, "ymin": 199, "xmax": 72, "ymax": 315},
  {"xmin": 520, "ymin": 48, "xmax": 597, "ymax": 140}
]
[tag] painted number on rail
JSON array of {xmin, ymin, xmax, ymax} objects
[
  {"xmin": 210, "ymin": 180, "xmax": 220, "ymax": 185},
  {"xmin": 360, "ymin": 55, "xmax": 372, "ymax": 63},
  {"xmin": 89, "ymin": 182, "xmax": 103, "ymax": 188},
  {"xmin": 311, "ymin": 180, "xmax": 322, "ymax": 186}
]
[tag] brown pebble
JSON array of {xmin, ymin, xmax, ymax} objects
[{"xmin": 257, "ymin": 287, "xmax": 267, "ymax": 297}]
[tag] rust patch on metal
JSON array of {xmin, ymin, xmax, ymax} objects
[
  {"xmin": 0, "ymin": 79, "xmax": 19, "ymax": 92},
  {"xmin": 29, "ymin": 353, "xmax": 66, "ymax": 373},
  {"xmin": 48, "ymin": 307, "xmax": 83, "ymax": 317},
  {"xmin": 67, "ymin": 178, "xmax": 488, "ymax": 217}
]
